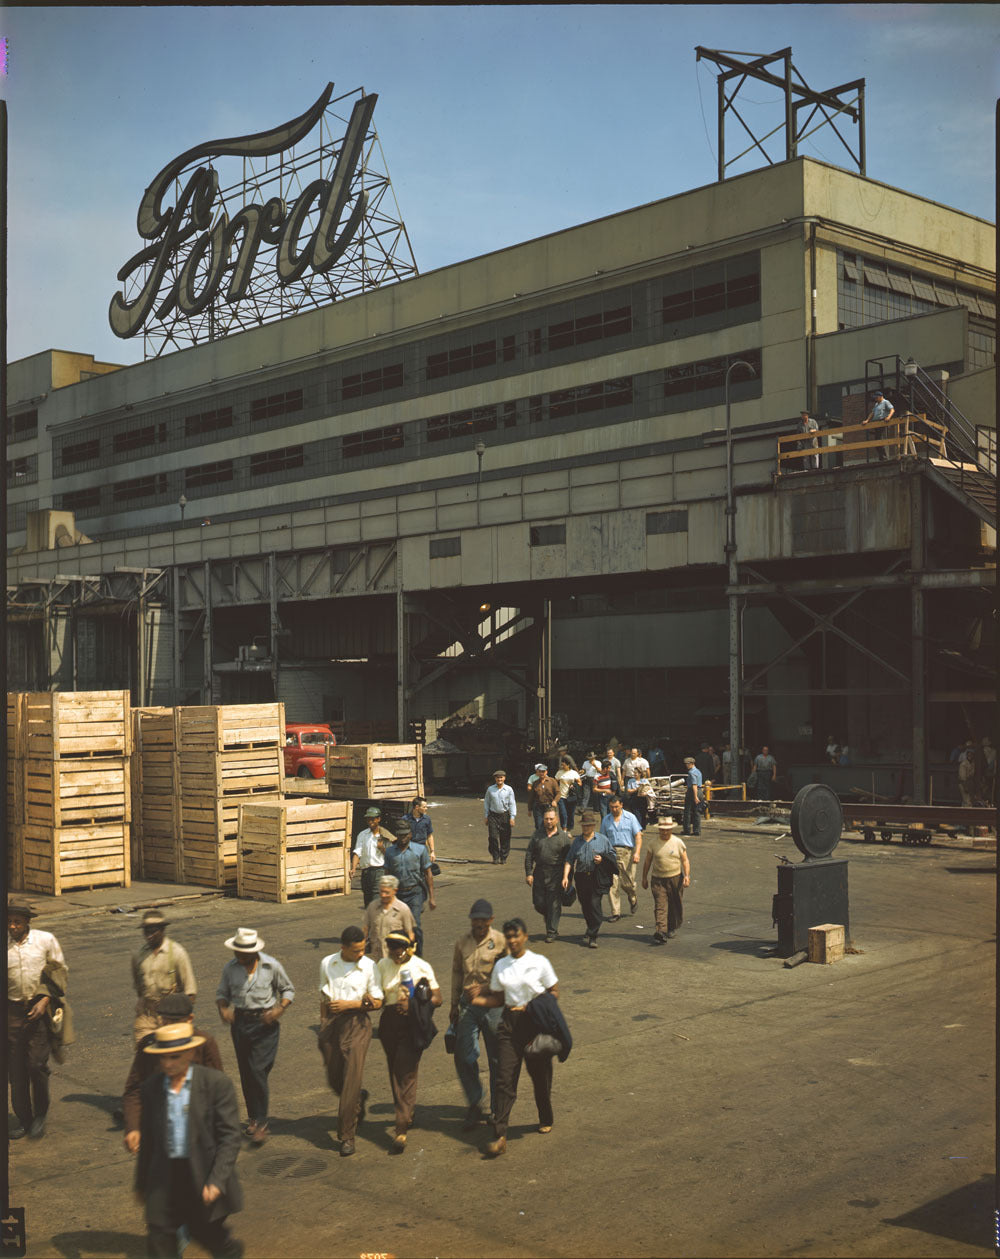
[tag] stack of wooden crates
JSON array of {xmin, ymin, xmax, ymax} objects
[
  {"xmin": 19, "ymin": 691, "xmax": 132, "ymax": 895},
  {"xmin": 237, "ymin": 799, "xmax": 353, "ymax": 902},
  {"xmin": 131, "ymin": 707, "xmax": 181, "ymax": 883},
  {"xmin": 6, "ymin": 693, "xmax": 25, "ymax": 889},
  {"xmin": 325, "ymin": 744, "xmax": 423, "ymax": 839},
  {"xmin": 176, "ymin": 703, "xmax": 284, "ymax": 888}
]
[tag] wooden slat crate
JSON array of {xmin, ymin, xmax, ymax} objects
[
  {"xmin": 7, "ymin": 824, "xmax": 24, "ymax": 891},
  {"xmin": 133, "ymin": 708, "xmax": 181, "ymax": 881},
  {"xmin": 23, "ymin": 691, "xmax": 131, "ymax": 760},
  {"xmin": 7, "ymin": 692, "xmax": 26, "ymax": 758},
  {"xmin": 177, "ymin": 703, "xmax": 285, "ymax": 753},
  {"xmin": 237, "ymin": 799, "xmax": 353, "ymax": 902},
  {"xmin": 6, "ymin": 757, "xmax": 24, "ymax": 828},
  {"xmin": 326, "ymin": 743, "xmax": 424, "ymax": 800},
  {"xmin": 178, "ymin": 747, "xmax": 283, "ymax": 797},
  {"xmin": 180, "ymin": 792, "xmax": 282, "ymax": 888},
  {"xmin": 24, "ymin": 757, "xmax": 131, "ymax": 827},
  {"xmin": 21, "ymin": 820, "xmax": 130, "ymax": 895}
]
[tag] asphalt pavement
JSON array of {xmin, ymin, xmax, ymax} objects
[{"xmin": 7, "ymin": 796, "xmax": 996, "ymax": 1258}]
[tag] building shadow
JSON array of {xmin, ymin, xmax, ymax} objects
[
  {"xmin": 49, "ymin": 1230, "xmax": 145, "ymax": 1258},
  {"xmin": 882, "ymin": 1174, "xmax": 995, "ymax": 1250},
  {"xmin": 944, "ymin": 864, "xmax": 997, "ymax": 875}
]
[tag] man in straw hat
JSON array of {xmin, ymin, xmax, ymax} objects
[
  {"xmin": 122, "ymin": 993, "xmax": 223, "ymax": 1153},
  {"xmin": 483, "ymin": 769, "xmax": 517, "ymax": 865},
  {"xmin": 131, "ymin": 907, "xmax": 197, "ymax": 1046},
  {"xmin": 134, "ymin": 1022, "xmax": 243, "ymax": 1258},
  {"xmin": 7, "ymin": 897, "xmax": 67, "ymax": 1139},
  {"xmin": 641, "ymin": 816, "xmax": 691, "ymax": 943},
  {"xmin": 215, "ymin": 928, "xmax": 294, "ymax": 1146}
]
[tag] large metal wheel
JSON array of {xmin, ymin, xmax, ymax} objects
[{"xmin": 790, "ymin": 783, "xmax": 844, "ymax": 859}]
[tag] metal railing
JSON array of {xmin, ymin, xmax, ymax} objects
[{"xmin": 775, "ymin": 412, "xmax": 951, "ymax": 475}]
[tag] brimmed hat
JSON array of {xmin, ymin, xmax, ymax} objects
[
  {"xmin": 156, "ymin": 993, "xmax": 194, "ymax": 1018},
  {"xmin": 224, "ymin": 927, "xmax": 264, "ymax": 953},
  {"xmin": 364, "ymin": 806, "xmax": 382, "ymax": 819},
  {"xmin": 395, "ymin": 820, "xmax": 412, "ymax": 835},
  {"xmin": 7, "ymin": 897, "xmax": 37, "ymax": 920},
  {"xmin": 492, "ymin": 769, "xmax": 507, "ymax": 779},
  {"xmin": 141, "ymin": 909, "xmax": 168, "ymax": 929},
  {"xmin": 469, "ymin": 898, "xmax": 493, "ymax": 919},
  {"xmin": 534, "ymin": 763, "xmax": 547, "ymax": 773},
  {"xmin": 580, "ymin": 810, "xmax": 599, "ymax": 826},
  {"xmin": 658, "ymin": 815, "xmax": 677, "ymax": 830},
  {"xmin": 385, "ymin": 931, "xmax": 413, "ymax": 950},
  {"xmin": 143, "ymin": 1022, "xmax": 207, "ymax": 1055}
]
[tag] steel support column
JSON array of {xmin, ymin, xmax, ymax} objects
[
  {"xmin": 911, "ymin": 479, "xmax": 927, "ymax": 803},
  {"xmin": 268, "ymin": 552, "xmax": 279, "ymax": 701},
  {"xmin": 396, "ymin": 586, "xmax": 407, "ymax": 741},
  {"xmin": 172, "ymin": 566, "xmax": 182, "ymax": 704},
  {"xmin": 202, "ymin": 560, "xmax": 212, "ymax": 703}
]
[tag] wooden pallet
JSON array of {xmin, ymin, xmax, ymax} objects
[
  {"xmin": 178, "ymin": 747, "xmax": 283, "ymax": 797},
  {"xmin": 180, "ymin": 792, "xmax": 282, "ymax": 888},
  {"xmin": 23, "ymin": 691, "xmax": 131, "ymax": 760},
  {"xmin": 7, "ymin": 692, "xmax": 26, "ymax": 758},
  {"xmin": 326, "ymin": 743, "xmax": 424, "ymax": 801},
  {"xmin": 21, "ymin": 820, "xmax": 130, "ymax": 895},
  {"xmin": 177, "ymin": 703, "xmax": 285, "ymax": 752},
  {"xmin": 237, "ymin": 799, "xmax": 353, "ymax": 902},
  {"xmin": 24, "ymin": 757, "xmax": 131, "ymax": 827}
]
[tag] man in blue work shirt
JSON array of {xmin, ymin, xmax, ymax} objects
[
  {"xmin": 383, "ymin": 821, "xmax": 435, "ymax": 956},
  {"xmin": 863, "ymin": 390, "xmax": 895, "ymax": 461},
  {"xmin": 483, "ymin": 769, "xmax": 517, "ymax": 865},
  {"xmin": 682, "ymin": 756, "xmax": 703, "ymax": 837},
  {"xmin": 401, "ymin": 797, "xmax": 436, "ymax": 862},
  {"xmin": 600, "ymin": 796, "xmax": 643, "ymax": 921},
  {"xmin": 562, "ymin": 810, "xmax": 617, "ymax": 948}
]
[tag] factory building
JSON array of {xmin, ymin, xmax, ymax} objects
[{"xmin": 6, "ymin": 153, "xmax": 996, "ymax": 798}]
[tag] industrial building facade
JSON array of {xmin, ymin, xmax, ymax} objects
[{"xmin": 6, "ymin": 157, "xmax": 996, "ymax": 797}]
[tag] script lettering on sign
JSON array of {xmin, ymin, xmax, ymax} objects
[{"xmin": 109, "ymin": 84, "xmax": 378, "ymax": 340}]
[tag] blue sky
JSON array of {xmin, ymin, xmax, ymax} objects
[{"xmin": 2, "ymin": 3, "xmax": 997, "ymax": 367}]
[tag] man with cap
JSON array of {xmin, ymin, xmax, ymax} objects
[
  {"xmin": 641, "ymin": 816, "xmax": 691, "ymax": 942},
  {"xmin": 122, "ymin": 993, "xmax": 223, "ymax": 1153},
  {"xmin": 449, "ymin": 899, "xmax": 506, "ymax": 1130},
  {"xmin": 401, "ymin": 796, "xmax": 436, "ymax": 862},
  {"xmin": 863, "ymin": 389, "xmax": 896, "ymax": 460},
  {"xmin": 562, "ymin": 811, "xmax": 617, "ymax": 948},
  {"xmin": 7, "ymin": 897, "xmax": 67, "ymax": 1139},
  {"xmin": 524, "ymin": 806, "xmax": 572, "ymax": 942},
  {"xmin": 363, "ymin": 875, "xmax": 417, "ymax": 961},
  {"xmin": 132, "ymin": 908, "xmax": 198, "ymax": 1046},
  {"xmin": 483, "ymin": 770, "xmax": 517, "ymax": 865},
  {"xmin": 318, "ymin": 925, "xmax": 384, "ymax": 1157},
  {"xmin": 215, "ymin": 928, "xmax": 294, "ymax": 1145},
  {"xmin": 527, "ymin": 763, "xmax": 560, "ymax": 833},
  {"xmin": 383, "ymin": 821, "xmax": 435, "ymax": 956},
  {"xmin": 350, "ymin": 806, "xmax": 391, "ymax": 908},
  {"xmin": 133, "ymin": 1022, "xmax": 243, "ymax": 1258}
]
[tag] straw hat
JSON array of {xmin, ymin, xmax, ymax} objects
[
  {"xmin": 143, "ymin": 1022, "xmax": 206, "ymax": 1055},
  {"xmin": 224, "ymin": 927, "xmax": 264, "ymax": 952},
  {"xmin": 658, "ymin": 816, "xmax": 677, "ymax": 831}
]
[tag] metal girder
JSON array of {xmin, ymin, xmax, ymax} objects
[
  {"xmin": 726, "ymin": 568, "xmax": 996, "ymax": 597},
  {"xmin": 5, "ymin": 569, "xmax": 163, "ymax": 613}
]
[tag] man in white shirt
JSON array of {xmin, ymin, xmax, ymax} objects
[
  {"xmin": 350, "ymin": 806, "xmax": 390, "ymax": 907},
  {"xmin": 318, "ymin": 925, "xmax": 384, "ymax": 1157},
  {"xmin": 7, "ymin": 898, "xmax": 67, "ymax": 1139},
  {"xmin": 483, "ymin": 770, "xmax": 517, "ymax": 865}
]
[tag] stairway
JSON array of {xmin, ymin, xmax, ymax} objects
[{"xmin": 922, "ymin": 459, "xmax": 997, "ymax": 529}]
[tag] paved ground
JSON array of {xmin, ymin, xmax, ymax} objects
[{"xmin": 8, "ymin": 797, "xmax": 996, "ymax": 1258}]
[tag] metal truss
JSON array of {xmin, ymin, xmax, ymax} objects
[
  {"xmin": 128, "ymin": 87, "xmax": 418, "ymax": 360},
  {"xmin": 695, "ymin": 47, "xmax": 865, "ymax": 180},
  {"xmin": 6, "ymin": 567, "xmax": 166, "ymax": 615}
]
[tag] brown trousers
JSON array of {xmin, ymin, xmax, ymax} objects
[
  {"xmin": 651, "ymin": 874, "xmax": 684, "ymax": 934},
  {"xmin": 318, "ymin": 1008, "xmax": 372, "ymax": 1142},
  {"xmin": 378, "ymin": 1004, "xmax": 424, "ymax": 1136},
  {"xmin": 492, "ymin": 1008, "xmax": 553, "ymax": 1138}
]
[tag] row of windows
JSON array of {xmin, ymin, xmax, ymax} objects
[
  {"xmin": 51, "ymin": 254, "xmax": 764, "ymax": 475},
  {"xmin": 6, "ymin": 454, "xmax": 37, "ymax": 486},
  {"xmin": 429, "ymin": 510, "xmax": 689, "ymax": 558},
  {"xmin": 8, "ymin": 410, "xmax": 38, "ymax": 444},
  {"xmin": 55, "ymin": 354, "xmax": 764, "ymax": 519}
]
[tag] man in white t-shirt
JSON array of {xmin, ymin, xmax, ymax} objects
[
  {"xmin": 318, "ymin": 925, "xmax": 384, "ymax": 1157},
  {"xmin": 350, "ymin": 806, "xmax": 390, "ymax": 908},
  {"xmin": 641, "ymin": 816, "xmax": 690, "ymax": 943}
]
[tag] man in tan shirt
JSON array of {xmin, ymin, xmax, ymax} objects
[
  {"xmin": 131, "ymin": 909, "xmax": 197, "ymax": 1045},
  {"xmin": 449, "ymin": 898, "xmax": 507, "ymax": 1129},
  {"xmin": 362, "ymin": 876, "xmax": 416, "ymax": 960},
  {"xmin": 641, "ymin": 816, "xmax": 690, "ymax": 943}
]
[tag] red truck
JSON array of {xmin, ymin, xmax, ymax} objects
[{"xmin": 283, "ymin": 723, "xmax": 337, "ymax": 778}]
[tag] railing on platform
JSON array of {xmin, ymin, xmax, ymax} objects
[
  {"xmin": 705, "ymin": 782, "xmax": 747, "ymax": 802},
  {"xmin": 775, "ymin": 412, "xmax": 954, "ymax": 476}
]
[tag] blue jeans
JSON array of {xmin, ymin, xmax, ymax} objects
[
  {"xmin": 453, "ymin": 998, "xmax": 502, "ymax": 1115},
  {"xmin": 598, "ymin": 793, "xmax": 612, "ymax": 819},
  {"xmin": 558, "ymin": 798, "xmax": 577, "ymax": 831}
]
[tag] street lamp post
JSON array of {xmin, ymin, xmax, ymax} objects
[
  {"xmin": 474, "ymin": 441, "xmax": 486, "ymax": 526},
  {"xmin": 724, "ymin": 358, "xmax": 756, "ymax": 783},
  {"xmin": 178, "ymin": 493, "xmax": 187, "ymax": 523}
]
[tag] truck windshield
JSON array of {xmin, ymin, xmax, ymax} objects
[{"xmin": 301, "ymin": 731, "xmax": 333, "ymax": 744}]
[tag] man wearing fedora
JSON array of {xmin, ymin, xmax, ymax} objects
[
  {"xmin": 7, "ymin": 897, "xmax": 68, "ymax": 1139},
  {"xmin": 641, "ymin": 816, "xmax": 691, "ymax": 943},
  {"xmin": 122, "ymin": 993, "xmax": 223, "ymax": 1153},
  {"xmin": 215, "ymin": 929, "xmax": 294, "ymax": 1145},
  {"xmin": 132, "ymin": 908, "xmax": 197, "ymax": 1046},
  {"xmin": 134, "ymin": 1022, "xmax": 243, "ymax": 1258}
]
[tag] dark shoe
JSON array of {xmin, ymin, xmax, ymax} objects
[
  {"xmin": 652, "ymin": 931, "xmax": 665, "ymax": 943},
  {"xmin": 666, "ymin": 930, "xmax": 677, "ymax": 939},
  {"xmin": 250, "ymin": 1123, "xmax": 269, "ymax": 1146},
  {"xmin": 28, "ymin": 1116, "xmax": 46, "ymax": 1139},
  {"xmin": 9, "ymin": 1125, "xmax": 26, "ymax": 1140},
  {"xmin": 358, "ymin": 1089, "xmax": 369, "ymax": 1123},
  {"xmin": 544, "ymin": 933, "xmax": 555, "ymax": 943},
  {"xmin": 492, "ymin": 858, "xmax": 500, "ymax": 865},
  {"xmin": 484, "ymin": 1135, "xmax": 506, "ymax": 1158},
  {"xmin": 462, "ymin": 1105, "xmax": 485, "ymax": 1131},
  {"xmin": 389, "ymin": 1133, "xmax": 407, "ymax": 1154},
  {"xmin": 629, "ymin": 898, "xmax": 638, "ymax": 913},
  {"xmin": 607, "ymin": 914, "xmax": 621, "ymax": 923},
  {"xmin": 588, "ymin": 937, "xmax": 599, "ymax": 949},
  {"xmin": 500, "ymin": 858, "xmax": 507, "ymax": 864},
  {"xmin": 112, "ymin": 1106, "xmax": 125, "ymax": 1125},
  {"xmin": 340, "ymin": 1139, "xmax": 356, "ymax": 1157}
]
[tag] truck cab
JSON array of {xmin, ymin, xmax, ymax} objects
[{"xmin": 283, "ymin": 723, "xmax": 337, "ymax": 778}]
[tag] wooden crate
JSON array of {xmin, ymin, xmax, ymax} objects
[
  {"xmin": 180, "ymin": 792, "xmax": 282, "ymax": 888},
  {"xmin": 177, "ymin": 703, "xmax": 285, "ymax": 753},
  {"xmin": 6, "ymin": 756, "xmax": 24, "ymax": 828},
  {"xmin": 326, "ymin": 743, "xmax": 424, "ymax": 800},
  {"xmin": 133, "ymin": 708, "xmax": 180, "ymax": 882},
  {"xmin": 21, "ymin": 820, "xmax": 130, "ymax": 895},
  {"xmin": 7, "ymin": 692, "xmax": 26, "ymax": 758},
  {"xmin": 178, "ymin": 747, "xmax": 283, "ymax": 797},
  {"xmin": 237, "ymin": 799, "xmax": 353, "ymax": 902},
  {"xmin": 7, "ymin": 824, "xmax": 23, "ymax": 891},
  {"xmin": 24, "ymin": 757, "xmax": 131, "ymax": 827},
  {"xmin": 23, "ymin": 691, "xmax": 131, "ymax": 760}
]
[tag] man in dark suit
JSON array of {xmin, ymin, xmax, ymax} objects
[{"xmin": 134, "ymin": 1023, "xmax": 243, "ymax": 1258}]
